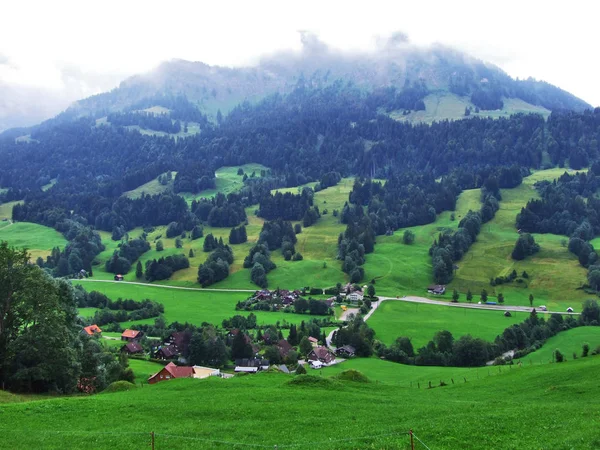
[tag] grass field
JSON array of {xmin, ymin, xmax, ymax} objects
[
  {"xmin": 123, "ymin": 171, "xmax": 178, "ymax": 199},
  {"xmin": 0, "ymin": 200, "xmax": 22, "ymax": 220},
  {"xmin": 75, "ymin": 280, "xmax": 329, "ymax": 327},
  {"xmin": 392, "ymin": 91, "xmax": 550, "ymax": 124},
  {"xmin": 368, "ymin": 300, "xmax": 525, "ymax": 348},
  {"xmin": 0, "ymin": 221, "xmax": 67, "ymax": 260},
  {"xmin": 519, "ymin": 326, "xmax": 600, "ymax": 365},
  {"xmin": 1, "ymin": 355, "xmax": 599, "ymax": 449},
  {"xmin": 128, "ymin": 359, "xmax": 165, "ymax": 384}
]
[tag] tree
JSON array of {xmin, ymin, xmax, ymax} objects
[
  {"xmin": 135, "ymin": 261, "xmax": 143, "ymax": 279},
  {"xmin": 466, "ymin": 289, "xmax": 473, "ymax": 302},
  {"xmin": 581, "ymin": 299, "xmax": 600, "ymax": 324},
  {"xmin": 188, "ymin": 249, "xmax": 195, "ymax": 258},
  {"xmin": 582, "ymin": 343, "xmax": 590, "ymax": 357},
  {"xmin": 231, "ymin": 331, "xmax": 253, "ymax": 360},
  {"xmin": 403, "ymin": 230, "xmax": 415, "ymax": 245},
  {"xmin": 295, "ymin": 364, "xmax": 307, "ymax": 374},
  {"xmin": 529, "ymin": 294, "xmax": 534, "ymax": 307},
  {"xmin": 156, "ymin": 240, "xmax": 164, "ymax": 251},
  {"xmin": 555, "ymin": 349, "xmax": 564, "ymax": 363},
  {"xmin": 480, "ymin": 289, "xmax": 488, "ymax": 303},
  {"xmin": 0, "ymin": 243, "xmax": 82, "ymax": 393},
  {"xmin": 288, "ymin": 324, "xmax": 299, "ymax": 346},
  {"xmin": 452, "ymin": 289, "xmax": 459, "ymax": 303},
  {"xmin": 299, "ymin": 336, "xmax": 313, "ymax": 356},
  {"xmin": 294, "ymin": 224, "xmax": 302, "ymax": 234},
  {"xmin": 175, "ymin": 238, "xmax": 183, "ymax": 249},
  {"xmin": 250, "ymin": 263, "xmax": 267, "ymax": 288},
  {"xmin": 263, "ymin": 346, "xmax": 283, "ymax": 365},
  {"xmin": 367, "ymin": 284, "xmax": 376, "ymax": 298},
  {"xmin": 497, "ymin": 293, "xmax": 504, "ymax": 304}
]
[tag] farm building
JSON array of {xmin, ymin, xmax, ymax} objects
[
  {"xmin": 347, "ymin": 291, "xmax": 364, "ymax": 302},
  {"xmin": 308, "ymin": 346, "xmax": 335, "ymax": 364},
  {"xmin": 121, "ymin": 329, "xmax": 143, "ymax": 341},
  {"xmin": 308, "ymin": 336, "xmax": 318, "ymax": 347},
  {"xmin": 121, "ymin": 342, "xmax": 143, "ymax": 354},
  {"xmin": 155, "ymin": 345, "xmax": 179, "ymax": 360},
  {"xmin": 276, "ymin": 339, "xmax": 293, "ymax": 358},
  {"xmin": 427, "ymin": 284, "xmax": 446, "ymax": 295},
  {"xmin": 148, "ymin": 362, "xmax": 194, "ymax": 384},
  {"xmin": 234, "ymin": 358, "xmax": 269, "ymax": 373},
  {"xmin": 192, "ymin": 366, "xmax": 220, "ymax": 379},
  {"xmin": 82, "ymin": 324, "xmax": 102, "ymax": 336},
  {"xmin": 114, "ymin": 274, "xmax": 124, "ymax": 281},
  {"xmin": 335, "ymin": 345, "xmax": 356, "ymax": 357}
]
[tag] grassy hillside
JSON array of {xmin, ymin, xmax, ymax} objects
[
  {"xmin": 75, "ymin": 280, "xmax": 327, "ymax": 327},
  {"xmin": 123, "ymin": 171, "xmax": 177, "ymax": 199},
  {"xmin": 519, "ymin": 326, "xmax": 600, "ymax": 365},
  {"xmin": 1, "ymin": 355, "xmax": 599, "ymax": 449},
  {"xmin": 0, "ymin": 222, "xmax": 67, "ymax": 260},
  {"xmin": 391, "ymin": 91, "xmax": 551, "ymax": 124},
  {"xmin": 0, "ymin": 200, "xmax": 22, "ymax": 220},
  {"xmin": 368, "ymin": 300, "xmax": 526, "ymax": 348}
]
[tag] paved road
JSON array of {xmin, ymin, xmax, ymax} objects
[
  {"xmin": 77, "ymin": 278, "xmax": 256, "ymax": 293},
  {"xmin": 379, "ymin": 295, "xmax": 580, "ymax": 316}
]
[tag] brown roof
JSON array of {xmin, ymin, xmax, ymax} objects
[
  {"xmin": 164, "ymin": 362, "xmax": 194, "ymax": 378},
  {"xmin": 121, "ymin": 329, "xmax": 141, "ymax": 339},
  {"xmin": 157, "ymin": 345, "xmax": 179, "ymax": 359},
  {"xmin": 83, "ymin": 325, "xmax": 102, "ymax": 335},
  {"xmin": 122, "ymin": 342, "xmax": 143, "ymax": 353},
  {"xmin": 277, "ymin": 339, "xmax": 293, "ymax": 357},
  {"xmin": 308, "ymin": 336, "xmax": 318, "ymax": 343},
  {"xmin": 309, "ymin": 346, "xmax": 335, "ymax": 363},
  {"xmin": 169, "ymin": 332, "xmax": 187, "ymax": 349}
]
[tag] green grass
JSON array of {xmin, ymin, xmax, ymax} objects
[
  {"xmin": 0, "ymin": 221, "xmax": 67, "ymax": 260},
  {"xmin": 78, "ymin": 307, "xmax": 101, "ymax": 318},
  {"xmin": 368, "ymin": 300, "xmax": 524, "ymax": 348},
  {"xmin": 123, "ymin": 171, "xmax": 177, "ymax": 199},
  {"xmin": 391, "ymin": 91, "xmax": 550, "ymax": 124},
  {"xmin": 520, "ymin": 326, "xmax": 600, "ymax": 365},
  {"xmin": 180, "ymin": 163, "xmax": 268, "ymax": 204},
  {"xmin": 75, "ymin": 280, "xmax": 329, "ymax": 327},
  {"xmin": 0, "ymin": 200, "xmax": 22, "ymax": 220},
  {"xmin": 128, "ymin": 359, "xmax": 165, "ymax": 385},
  {"xmin": 1, "ymin": 355, "xmax": 599, "ymax": 449},
  {"xmin": 41, "ymin": 178, "xmax": 57, "ymax": 191}
]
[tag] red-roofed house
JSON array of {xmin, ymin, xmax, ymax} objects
[
  {"xmin": 148, "ymin": 362, "xmax": 194, "ymax": 384},
  {"xmin": 121, "ymin": 329, "xmax": 143, "ymax": 341},
  {"xmin": 121, "ymin": 342, "xmax": 144, "ymax": 354},
  {"xmin": 83, "ymin": 325, "xmax": 102, "ymax": 336}
]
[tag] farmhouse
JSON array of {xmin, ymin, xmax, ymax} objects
[
  {"xmin": 121, "ymin": 341, "xmax": 143, "ymax": 354},
  {"xmin": 234, "ymin": 358, "xmax": 269, "ymax": 373},
  {"xmin": 148, "ymin": 362, "xmax": 194, "ymax": 384},
  {"xmin": 114, "ymin": 274, "xmax": 124, "ymax": 281},
  {"xmin": 335, "ymin": 345, "xmax": 356, "ymax": 357},
  {"xmin": 82, "ymin": 324, "xmax": 102, "ymax": 336},
  {"xmin": 427, "ymin": 284, "xmax": 446, "ymax": 295},
  {"xmin": 308, "ymin": 346, "xmax": 335, "ymax": 364},
  {"xmin": 165, "ymin": 331, "xmax": 191, "ymax": 354},
  {"xmin": 347, "ymin": 291, "xmax": 364, "ymax": 302},
  {"xmin": 155, "ymin": 345, "xmax": 179, "ymax": 360},
  {"xmin": 276, "ymin": 339, "xmax": 293, "ymax": 358},
  {"xmin": 121, "ymin": 329, "xmax": 143, "ymax": 341},
  {"xmin": 308, "ymin": 336, "xmax": 318, "ymax": 347}
]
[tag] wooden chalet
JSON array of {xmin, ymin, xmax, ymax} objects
[
  {"xmin": 148, "ymin": 362, "xmax": 194, "ymax": 384},
  {"xmin": 335, "ymin": 345, "xmax": 356, "ymax": 357},
  {"xmin": 427, "ymin": 284, "xmax": 446, "ymax": 295},
  {"xmin": 155, "ymin": 345, "xmax": 179, "ymax": 360},
  {"xmin": 83, "ymin": 324, "xmax": 102, "ymax": 336},
  {"xmin": 307, "ymin": 346, "xmax": 335, "ymax": 364},
  {"xmin": 121, "ymin": 329, "xmax": 143, "ymax": 341},
  {"xmin": 121, "ymin": 341, "xmax": 144, "ymax": 354}
]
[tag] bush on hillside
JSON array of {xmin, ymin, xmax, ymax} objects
[{"xmin": 102, "ymin": 381, "xmax": 137, "ymax": 394}]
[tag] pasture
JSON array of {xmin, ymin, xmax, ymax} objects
[
  {"xmin": 368, "ymin": 300, "xmax": 524, "ymax": 348},
  {"xmin": 0, "ymin": 355, "xmax": 599, "ymax": 449},
  {"xmin": 123, "ymin": 171, "xmax": 177, "ymax": 199},
  {"xmin": 519, "ymin": 326, "xmax": 600, "ymax": 365},
  {"xmin": 75, "ymin": 280, "xmax": 329, "ymax": 327},
  {"xmin": 0, "ymin": 221, "xmax": 67, "ymax": 260}
]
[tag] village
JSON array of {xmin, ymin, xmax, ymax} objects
[{"xmin": 81, "ymin": 284, "xmax": 369, "ymax": 385}]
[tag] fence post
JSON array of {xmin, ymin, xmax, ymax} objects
[
  {"xmin": 151, "ymin": 431, "xmax": 155, "ymax": 450},
  {"xmin": 410, "ymin": 429, "xmax": 415, "ymax": 450}
]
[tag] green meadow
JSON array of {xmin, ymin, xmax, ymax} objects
[
  {"xmin": 1, "ymin": 355, "xmax": 599, "ymax": 449},
  {"xmin": 0, "ymin": 200, "xmax": 22, "ymax": 220},
  {"xmin": 0, "ymin": 221, "xmax": 67, "ymax": 260},
  {"xmin": 519, "ymin": 326, "xmax": 600, "ymax": 365},
  {"xmin": 75, "ymin": 280, "xmax": 327, "ymax": 327},
  {"xmin": 368, "ymin": 300, "xmax": 526, "ymax": 348}
]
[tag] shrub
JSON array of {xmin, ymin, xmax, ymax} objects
[
  {"xmin": 555, "ymin": 349, "xmax": 564, "ymax": 363},
  {"xmin": 102, "ymin": 381, "xmax": 137, "ymax": 394},
  {"xmin": 582, "ymin": 343, "xmax": 590, "ymax": 357},
  {"xmin": 333, "ymin": 370, "xmax": 370, "ymax": 383}
]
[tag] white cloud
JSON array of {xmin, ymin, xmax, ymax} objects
[{"xmin": 0, "ymin": 0, "xmax": 598, "ymax": 105}]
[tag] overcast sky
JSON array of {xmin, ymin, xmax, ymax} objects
[{"xmin": 1, "ymin": 0, "xmax": 599, "ymax": 106}]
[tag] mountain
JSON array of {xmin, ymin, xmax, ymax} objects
[{"xmin": 67, "ymin": 37, "xmax": 590, "ymax": 123}]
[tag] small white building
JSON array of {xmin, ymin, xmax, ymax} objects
[{"xmin": 309, "ymin": 360, "xmax": 323, "ymax": 369}]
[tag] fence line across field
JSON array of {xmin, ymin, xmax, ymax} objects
[{"xmin": 0, "ymin": 428, "xmax": 432, "ymax": 449}]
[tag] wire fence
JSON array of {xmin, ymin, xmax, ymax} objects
[{"xmin": 0, "ymin": 428, "xmax": 432, "ymax": 449}]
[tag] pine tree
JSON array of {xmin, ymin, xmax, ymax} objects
[
  {"xmin": 135, "ymin": 261, "xmax": 143, "ymax": 279},
  {"xmin": 466, "ymin": 289, "xmax": 473, "ymax": 302},
  {"xmin": 288, "ymin": 325, "xmax": 298, "ymax": 346}
]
